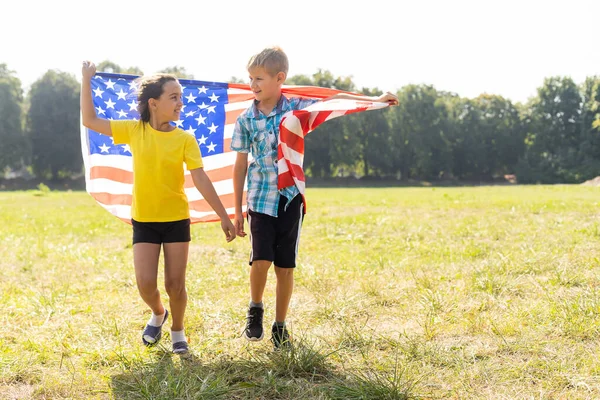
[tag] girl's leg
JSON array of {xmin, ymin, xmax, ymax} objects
[
  {"xmin": 133, "ymin": 243, "xmax": 164, "ymax": 315},
  {"xmin": 163, "ymin": 242, "xmax": 189, "ymax": 332}
]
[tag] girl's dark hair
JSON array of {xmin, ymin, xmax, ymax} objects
[{"xmin": 136, "ymin": 74, "xmax": 178, "ymax": 122}]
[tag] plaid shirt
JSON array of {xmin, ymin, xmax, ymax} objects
[{"xmin": 231, "ymin": 95, "xmax": 319, "ymax": 217}]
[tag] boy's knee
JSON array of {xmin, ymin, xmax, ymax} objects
[
  {"xmin": 274, "ymin": 266, "xmax": 294, "ymax": 277},
  {"xmin": 252, "ymin": 260, "xmax": 272, "ymax": 270}
]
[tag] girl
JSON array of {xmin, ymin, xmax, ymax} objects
[{"xmin": 81, "ymin": 61, "xmax": 236, "ymax": 354}]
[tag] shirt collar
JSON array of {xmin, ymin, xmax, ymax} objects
[{"xmin": 250, "ymin": 95, "xmax": 290, "ymax": 119}]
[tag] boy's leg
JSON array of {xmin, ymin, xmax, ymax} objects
[
  {"xmin": 274, "ymin": 266, "xmax": 293, "ymax": 322},
  {"xmin": 245, "ymin": 210, "xmax": 276, "ymax": 341},
  {"xmin": 271, "ymin": 195, "xmax": 304, "ymax": 348},
  {"xmin": 250, "ymin": 260, "xmax": 272, "ymax": 304}
]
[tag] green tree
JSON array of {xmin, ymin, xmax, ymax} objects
[
  {"xmin": 229, "ymin": 76, "xmax": 246, "ymax": 84},
  {"xmin": 517, "ymin": 76, "xmax": 582, "ymax": 182},
  {"xmin": 0, "ymin": 64, "xmax": 28, "ymax": 172},
  {"xmin": 338, "ymin": 87, "xmax": 394, "ymax": 177},
  {"xmin": 447, "ymin": 94, "xmax": 523, "ymax": 180},
  {"xmin": 390, "ymin": 85, "xmax": 452, "ymax": 180},
  {"xmin": 97, "ymin": 60, "xmax": 143, "ymax": 76},
  {"xmin": 303, "ymin": 70, "xmax": 358, "ymax": 178},
  {"xmin": 27, "ymin": 70, "xmax": 81, "ymax": 179},
  {"xmin": 159, "ymin": 66, "xmax": 194, "ymax": 79}
]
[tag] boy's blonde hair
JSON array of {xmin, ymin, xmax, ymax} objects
[{"xmin": 247, "ymin": 47, "xmax": 289, "ymax": 76}]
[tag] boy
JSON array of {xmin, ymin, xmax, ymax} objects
[{"xmin": 231, "ymin": 47, "xmax": 398, "ymax": 349}]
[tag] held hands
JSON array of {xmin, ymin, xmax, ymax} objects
[
  {"xmin": 234, "ymin": 212, "xmax": 247, "ymax": 238},
  {"xmin": 82, "ymin": 60, "xmax": 96, "ymax": 81},
  {"xmin": 221, "ymin": 217, "xmax": 237, "ymax": 242},
  {"xmin": 375, "ymin": 91, "xmax": 399, "ymax": 106}
]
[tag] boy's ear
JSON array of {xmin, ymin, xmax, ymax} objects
[{"xmin": 276, "ymin": 71, "xmax": 286, "ymax": 84}]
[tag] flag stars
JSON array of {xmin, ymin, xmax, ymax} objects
[
  {"xmin": 207, "ymin": 123, "xmax": 218, "ymax": 134},
  {"xmin": 185, "ymin": 93, "xmax": 197, "ymax": 103},
  {"xmin": 93, "ymin": 87, "xmax": 104, "ymax": 98},
  {"xmin": 121, "ymin": 144, "xmax": 131, "ymax": 154},
  {"xmin": 209, "ymin": 93, "xmax": 220, "ymax": 102},
  {"xmin": 195, "ymin": 114, "xmax": 206, "ymax": 125},
  {"xmin": 207, "ymin": 105, "xmax": 216, "ymax": 114},
  {"xmin": 186, "ymin": 127, "xmax": 197, "ymax": 135},
  {"xmin": 127, "ymin": 100, "xmax": 138, "ymax": 111},
  {"xmin": 116, "ymin": 109, "xmax": 128, "ymax": 118},
  {"xmin": 105, "ymin": 79, "xmax": 116, "ymax": 90},
  {"xmin": 198, "ymin": 134, "xmax": 208, "ymax": 145},
  {"xmin": 206, "ymin": 142, "xmax": 217, "ymax": 152},
  {"xmin": 198, "ymin": 86, "xmax": 208, "ymax": 94},
  {"xmin": 99, "ymin": 143, "xmax": 110, "ymax": 153},
  {"xmin": 116, "ymin": 89, "xmax": 128, "ymax": 100},
  {"xmin": 105, "ymin": 98, "xmax": 116, "ymax": 109},
  {"xmin": 96, "ymin": 106, "xmax": 106, "ymax": 115}
]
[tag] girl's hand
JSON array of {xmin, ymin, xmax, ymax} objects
[
  {"xmin": 82, "ymin": 61, "xmax": 96, "ymax": 81},
  {"xmin": 221, "ymin": 217, "xmax": 236, "ymax": 242}
]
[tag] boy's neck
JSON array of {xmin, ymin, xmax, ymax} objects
[{"xmin": 256, "ymin": 93, "xmax": 282, "ymax": 116}]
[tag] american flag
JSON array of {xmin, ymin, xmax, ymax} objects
[{"xmin": 80, "ymin": 72, "xmax": 389, "ymax": 224}]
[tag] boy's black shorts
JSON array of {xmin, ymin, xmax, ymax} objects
[
  {"xmin": 132, "ymin": 218, "xmax": 191, "ymax": 245},
  {"xmin": 247, "ymin": 195, "xmax": 304, "ymax": 268}
]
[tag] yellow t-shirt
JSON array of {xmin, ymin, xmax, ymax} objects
[{"xmin": 110, "ymin": 120, "xmax": 203, "ymax": 222}]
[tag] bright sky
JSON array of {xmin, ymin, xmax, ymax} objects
[{"xmin": 2, "ymin": 0, "xmax": 598, "ymax": 104}]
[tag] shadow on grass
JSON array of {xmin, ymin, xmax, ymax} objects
[{"xmin": 109, "ymin": 336, "xmax": 420, "ymax": 400}]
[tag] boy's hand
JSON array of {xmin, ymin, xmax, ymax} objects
[
  {"xmin": 221, "ymin": 217, "xmax": 236, "ymax": 242},
  {"xmin": 376, "ymin": 91, "xmax": 399, "ymax": 106},
  {"xmin": 234, "ymin": 212, "xmax": 247, "ymax": 237},
  {"xmin": 82, "ymin": 61, "xmax": 96, "ymax": 81}
]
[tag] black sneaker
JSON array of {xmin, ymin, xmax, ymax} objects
[
  {"xmin": 244, "ymin": 306, "xmax": 264, "ymax": 341},
  {"xmin": 271, "ymin": 323, "xmax": 291, "ymax": 349}
]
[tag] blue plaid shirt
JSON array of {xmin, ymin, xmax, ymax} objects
[{"xmin": 231, "ymin": 95, "xmax": 319, "ymax": 217}]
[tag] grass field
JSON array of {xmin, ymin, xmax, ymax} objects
[{"xmin": 1, "ymin": 186, "xmax": 600, "ymax": 399}]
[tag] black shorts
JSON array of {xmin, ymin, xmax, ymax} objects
[
  {"xmin": 247, "ymin": 195, "xmax": 304, "ymax": 269},
  {"xmin": 131, "ymin": 218, "xmax": 191, "ymax": 245}
]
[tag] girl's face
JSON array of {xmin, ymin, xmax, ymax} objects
[{"xmin": 149, "ymin": 80, "xmax": 183, "ymax": 122}]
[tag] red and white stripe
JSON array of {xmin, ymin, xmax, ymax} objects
[{"xmin": 277, "ymin": 99, "xmax": 389, "ymax": 205}]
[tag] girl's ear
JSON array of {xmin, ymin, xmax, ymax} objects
[{"xmin": 148, "ymin": 98, "xmax": 156, "ymax": 109}]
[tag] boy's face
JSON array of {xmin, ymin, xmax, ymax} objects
[{"xmin": 248, "ymin": 66, "xmax": 285, "ymax": 102}]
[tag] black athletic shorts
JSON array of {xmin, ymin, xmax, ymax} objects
[
  {"xmin": 247, "ymin": 195, "xmax": 304, "ymax": 268},
  {"xmin": 131, "ymin": 218, "xmax": 191, "ymax": 245}
]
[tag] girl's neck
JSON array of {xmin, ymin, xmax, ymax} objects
[{"xmin": 149, "ymin": 115, "xmax": 174, "ymax": 132}]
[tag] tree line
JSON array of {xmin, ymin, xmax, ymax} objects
[{"xmin": 1, "ymin": 61, "xmax": 599, "ymax": 184}]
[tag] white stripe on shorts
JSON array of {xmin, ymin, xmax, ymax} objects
[{"xmin": 294, "ymin": 201, "xmax": 304, "ymax": 259}]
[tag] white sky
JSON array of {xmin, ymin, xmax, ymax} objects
[{"xmin": 2, "ymin": 0, "xmax": 599, "ymax": 104}]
